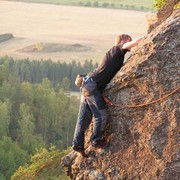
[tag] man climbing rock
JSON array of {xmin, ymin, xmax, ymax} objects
[{"xmin": 72, "ymin": 34, "xmax": 142, "ymax": 157}]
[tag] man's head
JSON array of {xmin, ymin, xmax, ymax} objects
[{"xmin": 115, "ymin": 34, "xmax": 132, "ymax": 46}]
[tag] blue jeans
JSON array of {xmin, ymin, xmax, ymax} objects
[{"xmin": 73, "ymin": 77, "xmax": 108, "ymax": 148}]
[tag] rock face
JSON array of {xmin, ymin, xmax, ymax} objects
[
  {"xmin": 148, "ymin": 0, "xmax": 179, "ymax": 33},
  {"xmin": 62, "ymin": 9, "xmax": 180, "ymax": 180}
]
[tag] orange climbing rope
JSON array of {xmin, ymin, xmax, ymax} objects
[{"xmin": 103, "ymin": 85, "xmax": 180, "ymax": 108}]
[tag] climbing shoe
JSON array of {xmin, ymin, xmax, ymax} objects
[
  {"xmin": 91, "ymin": 138, "xmax": 107, "ymax": 149},
  {"xmin": 73, "ymin": 146, "xmax": 88, "ymax": 158}
]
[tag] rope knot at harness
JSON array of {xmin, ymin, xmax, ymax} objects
[{"xmin": 103, "ymin": 85, "xmax": 180, "ymax": 108}]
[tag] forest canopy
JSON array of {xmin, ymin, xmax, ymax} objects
[{"xmin": 0, "ymin": 57, "xmax": 96, "ymax": 179}]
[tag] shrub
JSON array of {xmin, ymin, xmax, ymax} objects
[
  {"xmin": 110, "ymin": 3, "xmax": 115, "ymax": 8},
  {"xmin": 125, "ymin": 4, "xmax": 129, "ymax": 9},
  {"xmin": 84, "ymin": 1, "xmax": 91, "ymax": 7},
  {"xmin": 140, "ymin": 6, "xmax": 145, "ymax": 10},
  {"xmin": 131, "ymin": 5, "xmax": 135, "ymax": 9},
  {"xmin": 174, "ymin": 2, "xmax": 180, "ymax": 9},
  {"xmin": 119, "ymin": 4, "xmax": 124, "ymax": 8},
  {"xmin": 153, "ymin": 0, "xmax": 166, "ymax": 10},
  {"xmin": 11, "ymin": 146, "xmax": 71, "ymax": 180},
  {"xmin": 93, "ymin": 1, "xmax": 99, "ymax": 7},
  {"xmin": 102, "ymin": 3, "xmax": 109, "ymax": 8},
  {"xmin": 78, "ymin": 2, "xmax": 83, "ymax": 6}
]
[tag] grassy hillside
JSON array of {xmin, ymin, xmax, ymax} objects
[{"xmin": 7, "ymin": 0, "xmax": 156, "ymax": 11}]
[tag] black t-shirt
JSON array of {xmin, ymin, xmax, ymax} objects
[{"xmin": 91, "ymin": 45, "xmax": 128, "ymax": 90}]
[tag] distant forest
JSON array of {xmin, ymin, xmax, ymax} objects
[
  {"xmin": 0, "ymin": 57, "xmax": 98, "ymax": 91},
  {"xmin": 0, "ymin": 57, "xmax": 97, "ymax": 179}
]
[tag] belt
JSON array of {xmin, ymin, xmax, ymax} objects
[
  {"xmin": 82, "ymin": 76, "xmax": 97, "ymax": 97},
  {"xmin": 84, "ymin": 76, "xmax": 96, "ymax": 83}
]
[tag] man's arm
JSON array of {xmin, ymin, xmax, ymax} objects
[{"xmin": 122, "ymin": 37, "xmax": 142, "ymax": 50}]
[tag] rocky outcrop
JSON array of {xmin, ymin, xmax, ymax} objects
[
  {"xmin": 61, "ymin": 9, "xmax": 180, "ymax": 180},
  {"xmin": 148, "ymin": 0, "xmax": 179, "ymax": 33}
]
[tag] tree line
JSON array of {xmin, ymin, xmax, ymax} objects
[
  {"xmin": 0, "ymin": 57, "xmax": 97, "ymax": 179},
  {"xmin": 0, "ymin": 57, "xmax": 98, "ymax": 91},
  {"xmin": 16, "ymin": 0, "xmax": 156, "ymax": 12}
]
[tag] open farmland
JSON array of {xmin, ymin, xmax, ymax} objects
[{"xmin": 0, "ymin": 1, "xmax": 148, "ymax": 63}]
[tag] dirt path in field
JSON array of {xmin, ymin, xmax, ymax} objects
[{"xmin": 0, "ymin": 1, "xmax": 148, "ymax": 63}]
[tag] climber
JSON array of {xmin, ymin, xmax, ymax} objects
[{"xmin": 72, "ymin": 34, "xmax": 142, "ymax": 157}]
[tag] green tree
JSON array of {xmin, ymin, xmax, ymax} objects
[
  {"xmin": 102, "ymin": 2, "xmax": 109, "ymax": 7},
  {"xmin": 33, "ymin": 78, "xmax": 53, "ymax": 143},
  {"xmin": 17, "ymin": 103, "xmax": 35, "ymax": 142},
  {"xmin": 17, "ymin": 103, "xmax": 44, "ymax": 153},
  {"xmin": 0, "ymin": 57, "xmax": 81, "ymax": 178},
  {"xmin": 0, "ymin": 57, "xmax": 98, "ymax": 91},
  {"xmin": 20, "ymin": 82, "xmax": 34, "ymax": 106},
  {"xmin": 0, "ymin": 136, "xmax": 27, "ymax": 180},
  {"xmin": 60, "ymin": 76, "xmax": 70, "ymax": 91},
  {"xmin": 0, "ymin": 100, "xmax": 11, "ymax": 137},
  {"xmin": 11, "ymin": 146, "xmax": 70, "ymax": 180}
]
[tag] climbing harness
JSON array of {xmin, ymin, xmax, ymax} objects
[{"xmin": 103, "ymin": 85, "xmax": 180, "ymax": 108}]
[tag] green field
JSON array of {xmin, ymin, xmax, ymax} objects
[{"xmin": 7, "ymin": 0, "xmax": 156, "ymax": 11}]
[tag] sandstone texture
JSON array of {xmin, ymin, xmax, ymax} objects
[{"xmin": 62, "ymin": 9, "xmax": 180, "ymax": 180}]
